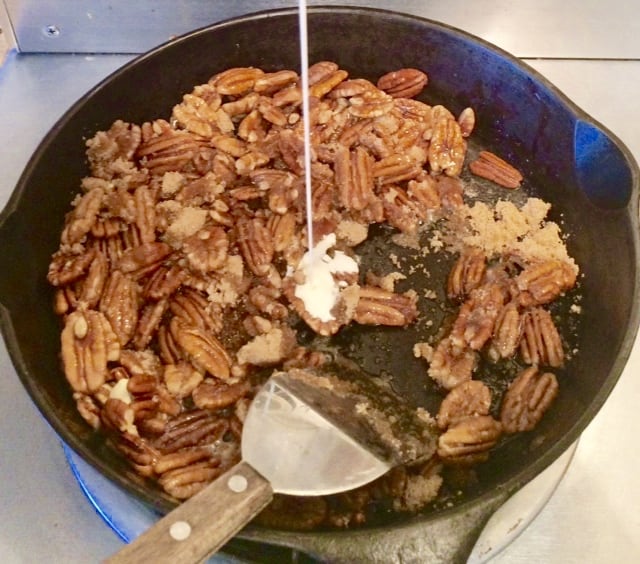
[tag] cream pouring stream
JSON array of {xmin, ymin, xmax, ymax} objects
[
  {"xmin": 298, "ymin": 0, "xmax": 314, "ymax": 252},
  {"xmin": 294, "ymin": 0, "xmax": 360, "ymax": 321}
]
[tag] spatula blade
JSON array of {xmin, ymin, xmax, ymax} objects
[
  {"xmin": 241, "ymin": 375, "xmax": 391, "ymax": 496},
  {"xmin": 241, "ymin": 366, "xmax": 438, "ymax": 496}
]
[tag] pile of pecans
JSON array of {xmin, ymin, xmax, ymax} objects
[
  {"xmin": 432, "ymin": 251, "xmax": 577, "ymax": 465},
  {"xmin": 47, "ymin": 61, "xmax": 577, "ymax": 529}
]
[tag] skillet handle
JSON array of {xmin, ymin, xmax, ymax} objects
[
  {"xmin": 105, "ymin": 461, "xmax": 273, "ymax": 564},
  {"xmin": 574, "ymin": 119, "xmax": 639, "ymax": 210},
  {"xmin": 240, "ymin": 489, "xmax": 510, "ymax": 564}
]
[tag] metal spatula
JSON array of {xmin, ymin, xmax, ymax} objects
[{"xmin": 106, "ymin": 366, "xmax": 437, "ymax": 564}]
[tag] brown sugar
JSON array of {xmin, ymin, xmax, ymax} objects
[{"xmin": 447, "ymin": 197, "xmax": 578, "ymax": 273}]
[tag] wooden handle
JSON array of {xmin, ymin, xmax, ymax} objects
[{"xmin": 105, "ymin": 461, "xmax": 273, "ymax": 564}]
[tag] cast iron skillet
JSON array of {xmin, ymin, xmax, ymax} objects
[{"xmin": 0, "ymin": 7, "xmax": 638, "ymax": 563}]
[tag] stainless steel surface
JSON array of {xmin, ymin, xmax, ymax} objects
[
  {"xmin": 242, "ymin": 375, "xmax": 390, "ymax": 495},
  {"xmin": 1, "ymin": 3, "xmax": 639, "ymax": 562},
  {"xmin": 3, "ymin": 0, "xmax": 640, "ymax": 58},
  {"xmin": 0, "ymin": 0, "xmax": 16, "ymax": 58}
]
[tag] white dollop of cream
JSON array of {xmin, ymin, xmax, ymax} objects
[{"xmin": 293, "ymin": 233, "xmax": 359, "ymax": 322}]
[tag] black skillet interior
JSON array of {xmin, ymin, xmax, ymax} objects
[{"xmin": 0, "ymin": 5, "xmax": 638, "ymax": 558}]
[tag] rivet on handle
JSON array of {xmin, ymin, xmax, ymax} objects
[
  {"xmin": 169, "ymin": 520, "xmax": 192, "ymax": 541},
  {"xmin": 227, "ymin": 474, "xmax": 248, "ymax": 493}
]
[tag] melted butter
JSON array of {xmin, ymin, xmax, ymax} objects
[{"xmin": 294, "ymin": 234, "xmax": 359, "ymax": 322}]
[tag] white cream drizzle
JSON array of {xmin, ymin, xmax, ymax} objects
[
  {"xmin": 295, "ymin": 1, "xmax": 358, "ymax": 323},
  {"xmin": 293, "ymin": 234, "xmax": 359, "ymax": 322}
]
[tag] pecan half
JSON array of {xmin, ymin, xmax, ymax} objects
[
  {"xmin": 450, "ymin": 283, "xmax": 507, "ymax": 351},
  {"xmin": 134, "ymin": 185, "xmax": 157, "ymax": 244},
  {"xmin": 169, "ymin": 289, "xmax": 222, "ymax": 334},
  {"xmin": 520, "ymin": 307, "xmax": 564, "ymax": 367},
  {"xmin": 158, "ymin": 323, "xmax": 182, "ymax": 365},
  {"xmin": 374, "ymin": 154, "xmax": 423, "ymax": 185},
  {"xmin": 437, "ymin": 415, "xmax": 502, "ymax": 464},
  {"xmin": 171, "ymin": 85, "xmax": 223, "ymax": 138},
  {"xmin": 277, "ymin": 128, "xmax": 304, "ymax": 175},
  {"xmin": 309, "ymin": 69, "xmax": 349, "ymax": 99},
  {"xmin": 248, "ymin": 285, "xmax": 289, "ymax": 320},
  {"xmin": 334, "ymin": 145, "xmax": 376, "ymax": 211},
  {"xmin": 78, "ymin": 250, "xmax": 109, "ymax": 308},
  {"xmin": 237, "ymin": 109, "xmax": 267, "ymax": 143},
  {"xmin": 183, "ymin": 225, "xmax": 229, "ymax": 274},
  {"xmin": 376, "ymin": 68, "xmax": 428, "ymax": 99},
  {"xmin": 114, "ymin": 432, "xmax": 158, "ymax": 476},
  {"xmin": 457, "ymin": 107, "xmax": 476, "ymax": 138},
  {"xmin": 117, "ymin": 242, "xmax": 172, "ymax": 277},
  {"xmin": 428, "ymin": 106, "xmax": 466, "ymax": 177},
  {"xmin": 272, "ymin": 85, "xmax": 302, "ymax": 108},
  {"xmin": 308, "ymin": 62, "xmax": 339, "ymax": 85},
  {"xmin": 328, "ymin": 78, "xmax": 376, "ymax": 99},
  {"xmin": 354, "ymin": 286, "xmax": 418, "ymax": 326},
  {"xmin": 267, "ymin": 212, "xmax": 298, "ymax": 253},
  {"xmin": 99, "ymin": 270, "xmax": 139, "ymax": 347},
  {"xmin": 102, "ymin": 398, "xmax": 137, "ymax": 435},
  {"xmin": 192, "ymin": 379, "xmax": 251, "ymax": 411},
  {"xmin": 379, "ymin": 185, "xmax": 424, "ymax": 234},
  {"xmin": 169, "ymin": 317, "xmax": 231, "ymax": 379},
  {"xmin": 221, "ymin": 91, "xmax": 259, "ymax": 118},
  {"xmin": 407, "ymin": 177, "xmax": 441, "ymax": 215},
  {"xmin": 48, "ymin": 247, "xmax": 96, "ymax": 287},
  {"xmin": 267, "ymin": 177, "xmax": 299, "ymax": 216},
  {"xmin": 349, "ymin": 89, "xmax": 394, "ymax": 119},
  {"xmin": 488, "ymin": 301, "xmax": 524, "ymax": 361},
  {"xmin": 163, "ymin": 362, "xmax": 204, "ymax": 399},
  {"xmin": 61, "ymin": 310, "xmax": 120, "ymax": 393},
  {"xmin": 258, "ymin": 97, "xmax": 288, "ymax": 127},
  {"xmin": 436, "ymin": 381, "xmax": 492, "ymax": 430},
  {"xmin": 235, "ymin": 150, "xmax": 271, "ymax": 176},
  {"xmin": 137, "ymin": 126, "xmax": 200, "ymax": 174},
  {"xmin": 516, "ymin": 260, "xmax": 577, "ymax": 306},
  {"xmin": 61, "ymin": 187, "xmax": 105, "ymax": 245},
  {"xmin": 447, "ymin": 248, "xmax": 486, "ymax": 302},
  {"xmin": 133, "ymin": 299, "xmax": 168, "ymax": 350},
  {"xmin": 212, "ymin": 134, "xmax": 247, "ymax": 158},
  {"xmin": 469, "ymin": 150, "xmax": 523, "ymax": 189},
  {"xmin": 143, "ymin": 264, "xmax": 187, "ymax": 301},
  {"xmin": 428, "ymin": 337, "xmax": 478, "ymax": 390},
  {"xmin": 210, "ymin": 66, "xmax": 264, "ymax": 96},
  {"xmin": 154, "ymin": 410, "xmax": 229, "ymax": 454},
  {"xmin": 501, "ymin": 366, "xmax": 559, "ymax": 433},
  {"xmin": 74, "ymin": 393, "xmax": 101, "ymax": 429},
  {"xmin": 236, "ymin": 217, "xmax": 274, "ymax": 277},
  {"xmin": 157, "ymin": 452, "xmax": 226, "ymax": 499},
  {"xmin": 254, "ymin": 70, "xmax": 299, "ymax": 94}
]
